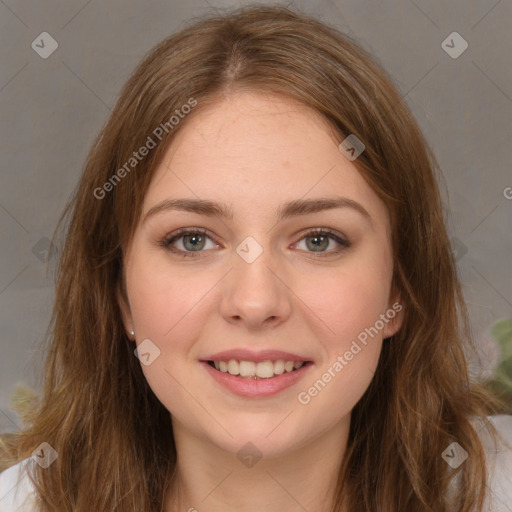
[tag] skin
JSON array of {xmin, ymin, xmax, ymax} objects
[{"xmin": 118, "ymin": 90, "xmax": 403, "ymax": 512}]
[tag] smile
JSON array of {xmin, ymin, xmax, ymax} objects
[
  {"xmin": 208, "ymin": 359, "xmax": 306, "ymax": 379},
  {"xmin": 202, "ymin": 359, "xmax": 313, "ymax": 398}
]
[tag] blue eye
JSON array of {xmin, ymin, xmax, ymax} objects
[
  {"xmin": 293, "ymin": 228, "xmax": 350, "ymax": 256},
  {"xmin": 160, "ymin": 227, "xmax": 350, "ymax": 258},
  {"xmin": 160, "ymin": 228, "xmax": 218, "ymax": 257}
]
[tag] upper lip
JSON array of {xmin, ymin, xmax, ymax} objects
[{"xmin": 201, "ymin": 349, "xmax": 312, "ymax": 363}]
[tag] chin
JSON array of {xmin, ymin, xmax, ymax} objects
[{"xmin": 216, "ymin": 417, "xmax": 311, "ymax": 458}]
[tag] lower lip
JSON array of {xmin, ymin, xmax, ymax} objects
[{"xmin": 201, "ymin": 361, "xmax": 312, "ymax": 398}]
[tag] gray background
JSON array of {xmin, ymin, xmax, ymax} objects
[{"xmin": 0, "ymin": 0, "xmax": 511, "ymax": 432}]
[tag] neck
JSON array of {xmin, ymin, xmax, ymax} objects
[{"xmin": 165, "ymin": 416, "xmax": 351, "ymax": 512}]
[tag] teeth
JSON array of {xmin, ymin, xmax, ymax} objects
[
  {"xmin": 239, "ymin": 360, "xmax": 256, "ymax": 377},
  {"xmin": 256, "ymin": 361, "xmax": 274, "ymax": 378},
  {"xmin": 211, "ymin": 359, "xmax": 305, "ymax": 379},
  {"xmin": 274, "ymin": 360, "xmax": 285, "ymax": 375},
  {"xmin": 227, "ymin": 359, "xmax": 239, "ymax": 376}
]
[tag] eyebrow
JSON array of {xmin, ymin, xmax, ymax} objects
[{"xmin": 143, "ymin": 196, "xmax": 372, "ymax": 226}]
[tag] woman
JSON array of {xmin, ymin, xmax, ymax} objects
[{"xmin": 1, "ymin": 5, "xmax": 511, "ymax": 512}]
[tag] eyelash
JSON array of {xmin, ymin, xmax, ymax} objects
[{"xmin": 158, "ymin": 227, "xmax": 351, "ymax": 259}]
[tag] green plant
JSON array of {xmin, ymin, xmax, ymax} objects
[{"xmin": 484, "ymin": 318, "xmax": 512, "ymax": 414}]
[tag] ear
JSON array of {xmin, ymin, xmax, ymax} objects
[
  {"xmin": 382, "ymin": 291, "xmax": 404, "ymax": 340},
  {"xmin": 116, "ymin": 279, "xmax": 134, "ymax": 339}
]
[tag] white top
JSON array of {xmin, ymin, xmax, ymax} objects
[{"xmin": 1, "ymin": 415, "xmax": 511, "ymax": 511}]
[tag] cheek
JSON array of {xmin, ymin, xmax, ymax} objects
[
  {"xmin": 126, "ymin": 258, "xmax": 216, "ymax": 414},
  {"xmin": 295, "ymin": 265, "xmax": 387, "ymax": 415},
  {"xmin": 299, "ymin": 249, "xmax": 393, "ymax": 349},
  {"xmin": 126, "ymin": 252, "xmax": 216, "ymax": 341},
  {"xmin": 296, "ymin": 343, "xmax": 381, "ymax": 422},
  {"xmin": 295, "ymin": 247, "xmax": 392, "ymax": 414}
]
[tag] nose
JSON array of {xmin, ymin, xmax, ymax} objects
[{"xmin": 219, "ymin": 243, "xmax": 293, "ymax": 332}]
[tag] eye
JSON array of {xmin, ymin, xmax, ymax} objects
[
  {"xmin": 159, "ymin": 228, "xmax": 219, "ymax": 258},
  {"xmin": 293, "ymin": 228, "xmax": 350, "ymax": 257},
  {"xmin": 159, "ymin": 227, "xmax": 351, "ymax": 259}
]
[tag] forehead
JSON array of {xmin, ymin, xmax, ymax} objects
[
  {"xmin": 143, "ymin": 91, "xmax": 389, "ymax": 228},
  {"xmin": 163, "ymin": 91, "xmax": 341, "ymax": 166}
]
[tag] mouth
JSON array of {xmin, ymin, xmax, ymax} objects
[{"xmin": 206, "ymin": 359, "xmax": 313, "ymax": 379}]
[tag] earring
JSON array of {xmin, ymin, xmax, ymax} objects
[{"xmin": 129, "ymin": 330, "xmax": 135, "ymax": 337}]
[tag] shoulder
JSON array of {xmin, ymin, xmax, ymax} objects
[
  {"xmin": 0, "ymin": 458, "xmax": 38, "ymax": 512},
  {"xmin": 474, "ymin": 414, "xmax": 512, "ymax": 511}
]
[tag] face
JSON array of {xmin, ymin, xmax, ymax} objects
[{"xmin": 119, "ymin": 91, "xmax": 403, "ymax": 458}]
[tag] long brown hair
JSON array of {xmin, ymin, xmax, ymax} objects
[{"xmin": 4, "ymin": 5, "xmax": 503, "ymax": 511}]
